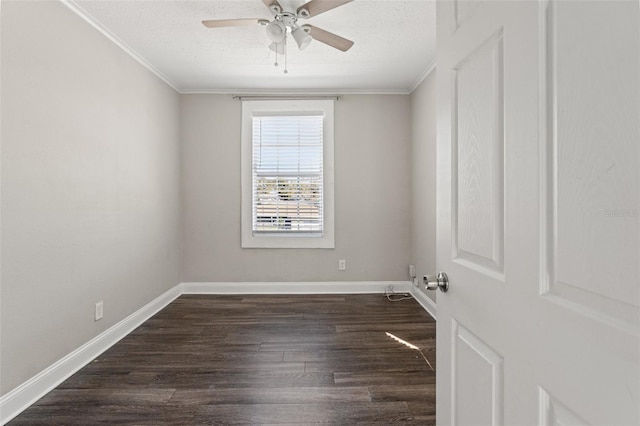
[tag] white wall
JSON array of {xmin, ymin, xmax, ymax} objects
[
  {"xmin": 181, "ymin": 94, "xmax": 412, "ymax": 282},
  {"xmin": 1, "ymin": 1, "xmax": 181, "ymax": 394},
  {"xmin": 410, "ymin": 71, "xmax": 438, "ymax": 302}
]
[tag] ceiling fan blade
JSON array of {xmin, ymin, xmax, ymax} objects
[
  {"xmin": 202, "ymin": 19, "xmax": 264, "ymax": 28},
  {"xmin": 297, "ymin": 0, "xmax": 353, "ymax": 18},
  {"xmin": 262, "ymin": 0, "xmax": 284, "ymax": 13},
  {"xmin": 306, "ymin": 25, "xmax": 354, "ymax": 52}
]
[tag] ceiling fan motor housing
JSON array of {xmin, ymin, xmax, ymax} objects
[{"xmin": 279, "ymin": 13, "xmax": 297, "ymax": 28}]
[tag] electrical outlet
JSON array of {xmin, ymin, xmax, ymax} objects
[
  {"xmin": 338, "ymin": 259, "xmax": 346, "ymax": 271},
  {"xmin": 94, "ymin": 300, "xmax": 103, "ymax": 321},
  {"xmin": 409, "ymin": 264, "xmax": 416, "ymax": 278}
]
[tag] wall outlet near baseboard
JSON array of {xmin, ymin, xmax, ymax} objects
[
  {"xmin": 338, "ymin": 259, "xmax": 346, "ymax": 271},
  {"xmin": 94, "ymin": 300, "xmax": 104, "ymax": 321},
  {"xmin": 409, "ymin": 264, "xmax": 418, "ymax": 286}
]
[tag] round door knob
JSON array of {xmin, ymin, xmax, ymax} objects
[{"xmin": 423, "ymin": 272, "xmax": 449, "ymax": 292}]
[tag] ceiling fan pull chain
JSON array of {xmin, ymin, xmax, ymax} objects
[{"xmin": 284, "ymin": 33, "xmax": 288, "ymax": 74}]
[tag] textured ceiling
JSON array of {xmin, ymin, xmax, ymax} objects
[{"xmin": 69, "ymin": 0, "xmax": 436, "ymax": 93}]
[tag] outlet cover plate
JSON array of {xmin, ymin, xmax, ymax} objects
[
  {"xmin": 94, "ymin": 300, "xmax": 104, "ymax": 321},
  {"xmin": 338, "ymin": 259, "xmax": 346, "ymax": 271}
]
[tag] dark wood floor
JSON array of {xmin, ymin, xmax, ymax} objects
[{"xmin": 9, "ymin": 294, "xmax": 436, "ymax": 425}]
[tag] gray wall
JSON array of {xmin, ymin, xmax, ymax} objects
[
  {"xmin": 410, "ymin": 71, "xmax": 438, "ymax": 302},
  {"xmin": 1, "ymin": 1, "xmax": 181, "ymax": 394},
  {"xmin": 181, "ymin": 94, "xmax": 412, "ymax": 282}
]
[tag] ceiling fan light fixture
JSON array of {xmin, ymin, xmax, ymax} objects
[
  {"xmin": 269, "ymin": 41, "xmax": 286, "ymax": 55},
  {"xmin": 266, "ymin": 20, "xmax": 286, "ymax": 43},
  {"xmin": 292, "ymin": 26, "xmax": 312, "ymax": 50}
]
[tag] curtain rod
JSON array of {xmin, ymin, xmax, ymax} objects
[{"xmin": 232, "ymin": 95, "xmax": 342, "ymax": 101}]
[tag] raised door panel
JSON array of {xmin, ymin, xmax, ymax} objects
[
  {"xmin": 543, "ymin": 0, "xmax": 640, "ymax": 330},
  {"xmin": 452, "ymin": 30, "xmax": 505, "ymax": 280},
  {"xmin": 452, "ymin": 321, "xmax": 503, "ymax": 426}
]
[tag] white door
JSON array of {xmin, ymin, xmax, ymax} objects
[{"xmin": 435, "ymin": 1, "xmax": 639, "ymax": 425}]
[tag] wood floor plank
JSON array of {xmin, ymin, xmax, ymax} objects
[
  {"xmin": 304, "ymin": 357, "xmax": 429, "ymax": 374},
  {"xmin": 149, "ymin": 371, "xmax": 337, "ymax": 389},
  {"xmin": 334, "ymin": 370, "xmax": 436, "ymax": 387},
  {"xmin": 369, "ymin": 384, "xmax": 436, "ymax": 402},
  {"xmin": 193, "ymin": 402, "xmax": 415, "ymax": 424},
  {"xmin": 58, "ymin": 371, "xmax": 158, "ymax": 389},
  {"xmin": 167, "ymin": 386, "xmax": 372, "ymax": 405},
  {"xmin": 9, "ymin": 294, "xmax": 435, "ymax": 425},
  {"xmin": 36, "ymin": 389, "xmax": 176, "ymax": 406}
]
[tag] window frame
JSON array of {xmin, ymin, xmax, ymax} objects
[{"xmin": 241, "ymin": 99, "xmax": 335, "ymax": 249}]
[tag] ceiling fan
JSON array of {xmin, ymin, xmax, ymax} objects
[{"xmin": 202, "ymin": 0, "xmax": 355, "ymax": 54}]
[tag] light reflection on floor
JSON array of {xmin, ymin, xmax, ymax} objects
[{"xmin": 385, "ymin": 331, "xmax": 434, "ymax": 371}]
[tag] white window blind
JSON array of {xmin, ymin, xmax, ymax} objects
[{"xmin": 252, "ymin": 114, "xmax": 324, "ymax": 235}]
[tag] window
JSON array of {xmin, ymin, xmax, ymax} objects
[
  {"xmin": 241, "ymin": 100, "xmax": 334, "ymax": 248},
  {"xmin": 252, "ymin": 114, "xmax": 324, "ymax": 234}
]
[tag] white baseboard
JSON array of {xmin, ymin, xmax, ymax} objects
[
  {"xmin": 1, "ymin": 280, "xmax": 434, "ymax": 425},
  {"xmin": 0, "ymin": 285, "xmax": 182, "ymax": 425},
  {"xmin": 410, "ymin": 286, "xmax": 437, "ymax": 320},
  {"xmin": 181, "ymin": 281, "xmax": 412, "ymax": 295}
]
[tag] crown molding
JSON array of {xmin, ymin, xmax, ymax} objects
[
  {"xmin": 408, "ymin": 59, "xmax": 437, "ymax": 94},
  {"xmin": 60, "ymin": 0, "xmax": 180, "ymax": 92},
  {"xmin": 179, "ymin": 88, "xmax": 414, "ymax": 95}
]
